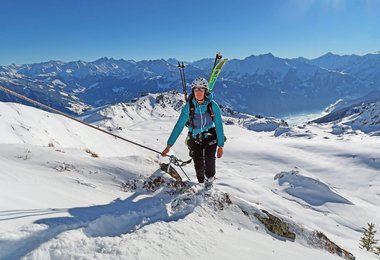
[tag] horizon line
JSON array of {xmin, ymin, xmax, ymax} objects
[{"xmin": 2, "ymin": 51, "xmax": 380, "ymax": 67}]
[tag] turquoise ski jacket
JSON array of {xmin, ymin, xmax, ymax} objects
[{"xmin": 167, "ymin": 95, "xmax": 225, "ymax": 147}]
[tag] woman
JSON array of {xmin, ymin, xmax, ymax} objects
[{"xmin": 161, "ymin": 77, "xmax": 224, "ymax": 188}]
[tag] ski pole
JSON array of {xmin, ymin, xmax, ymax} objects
[{"xmin": 177, "ymin": 62, "xmax": 187, "ymax": 101}]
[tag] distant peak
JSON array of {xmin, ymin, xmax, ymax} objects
[
  {"xmin": 320, "ymin": 52, "xmax": 338, "ymax": 58},
  {"xmin": 262, "ymin": 52, "xmax": 275, "ymax": 57},
  {"xmin": 95, "ymin": 57, "xmax": 111, "ymax": 62},
  {"xmin": 166, "ymin": 58, "xmax": 179, "ymax": 63},
  {"xmin": 245, "ymin": 53, "xmax": 276, "ymax": 60}
]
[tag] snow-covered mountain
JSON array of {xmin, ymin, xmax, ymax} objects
[
  {"xmin": 215, "ymin": 53, "xmax": 371, "ymax": 116},
  {"xmin": 307, "ymin": 52, "xmax": 380, "ymax": 83},
  {"xmin": 313, "ymin": 91, "xmax": 380, "ymax": 135},
  {"xmin": 80, "ymin": 91, "xmax": 288, "ymax": 134},
  {"xmin": 1, "ymin": 52, "xmax": 379, "ymax": 117},
  {"xmin": 0, "ymin": 68, "xmax": 90, "ymax": 114},
  {"xmin": 1, "ymin": 93, "xmax": 380, "ymax": 259}
]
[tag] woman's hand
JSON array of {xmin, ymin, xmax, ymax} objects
[
  {"xmin": 161, "ymin": 145, "xmax": 171, "ymax": 157},
  {"xmin": 217, "ymin": 146, "xmax": 223, "ymax": 158}
]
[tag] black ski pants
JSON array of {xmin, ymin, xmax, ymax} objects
[{"xmin": 187, "ymin": 129, "xmax": 218, "ymax": 183}]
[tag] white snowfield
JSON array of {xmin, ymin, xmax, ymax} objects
[{"xmin": 0, "ymin": 94, "xmax": 379, "ymax": 260}]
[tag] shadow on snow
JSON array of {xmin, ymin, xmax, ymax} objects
[{"xmin": 0, "ymin": 170, "xmax": 198, "ymax": 259}]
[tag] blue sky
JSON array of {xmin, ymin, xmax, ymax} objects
[{"xmin": 0, "ymin": 0, "xmax": 379, "ymax": 65}]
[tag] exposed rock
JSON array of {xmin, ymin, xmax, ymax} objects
[
  {"xmin": 207, "ymin": 192, "xmax": 232, "ymax": 211},
  {"xmin": 143, "ymin": 176, "xmax": 166, "ymax": 192},
  {"xmin": 244, "ymin": 207, "xmax": 356, "ymax": 260},
  {"xmin": 254, "ymin": 210, "xmax": 296, "ymax": 240},
  {"xmin": 309, "ymin": 231, "xmax": 355, "ymax": 260}
]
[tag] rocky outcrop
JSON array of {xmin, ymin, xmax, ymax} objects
[
  {"xmin": 240, "ymin": 207, "xmax": 355, "ymax": 260},
  {"xmin": 310, "ymin": 231, "xmax": 355, "ymax": 260},
  {"xmin": 254, "ymin": 210, "xmax": 296, "ymax": 240}
]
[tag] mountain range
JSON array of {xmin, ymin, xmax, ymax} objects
[{"xmin": 1, "ymin": 52, "xmax": 379, "ymax": 117}]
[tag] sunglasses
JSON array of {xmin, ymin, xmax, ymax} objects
[{"xmin": 193, "ymin": 87, "xmax": 206, "ymax": 92}]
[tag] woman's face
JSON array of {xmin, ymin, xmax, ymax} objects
[{"xmin": 193, "ymin": 87, "xmax": 206, "ymax": 101}]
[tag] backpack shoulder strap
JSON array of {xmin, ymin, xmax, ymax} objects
[
  {"xmin": 207, "ymin": 101, "xmax": 215, "ymax": 119},
  {"xmin": 187, "ymin": 96, "xmax": 215, "ymax": 128},
  {"xmin": 186, "ymin": 96, "xmax": 195, "ymax": 127}
]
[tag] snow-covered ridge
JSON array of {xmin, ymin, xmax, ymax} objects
[
  {"xmin": 345, "ymin": 101, "xmax": 380, "ymax": 133},
  {"xmin": 80, "ymin": 91, "xmax": 380, "ymax": 141},
  {"xmin": 80, "ymin": 91, "xmax": 185, "ymax": 131},
  {"xmin": 307, "ymin": 52, "xmax": 380, "ymax": 83},
  {"xmin": 0, "ymin": 73, "xmax": 91, "ymax": 114},
  {"xmin": 0, "ymin": 101, "xmax": 149, "ymax": 158},
  {"xmin": 313, "ymin": 94, "xmax": 380, "ymax": 135},
  {"xmin": 80, "ymin": 91, "xmax": 288, "ymax": 133},
  {"xmin": 0, "ymin": 99, "xmax": 379, "ymax": 259}
]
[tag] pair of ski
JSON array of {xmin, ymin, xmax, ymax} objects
[
  {"xmin": 208, "ymin": 52, "xmax": 228, "ymax": 92},
  {"xmin": 177, "ymin": 52, "xmax": 228, "ymax": 100}
]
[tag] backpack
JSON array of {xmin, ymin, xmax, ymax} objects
[{"xmin": 186, "ymin": 93, "xmax": 215, "ymax": 128}]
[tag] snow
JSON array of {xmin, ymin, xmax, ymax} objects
[
  {"xmin": 283, "ymin": 110, "xmax": 328, "ymax": 126},
  {"xmin": 314, "ymin": 97, "xmax": 380, "ymax": 135},
  {"xmin": 343, "ymin": 101, "xmax": 380, "ymax": 133},
  {"xmin": 0, "ymin": 96, "xmax": 379, "ymax": 260},
  {"xmin": 274, "ymin": 169, "xmax": 352, "ymax": 206},
  {"xmin": 51, "ymin": 80, "xmax": 66, "ymax": 87}
]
